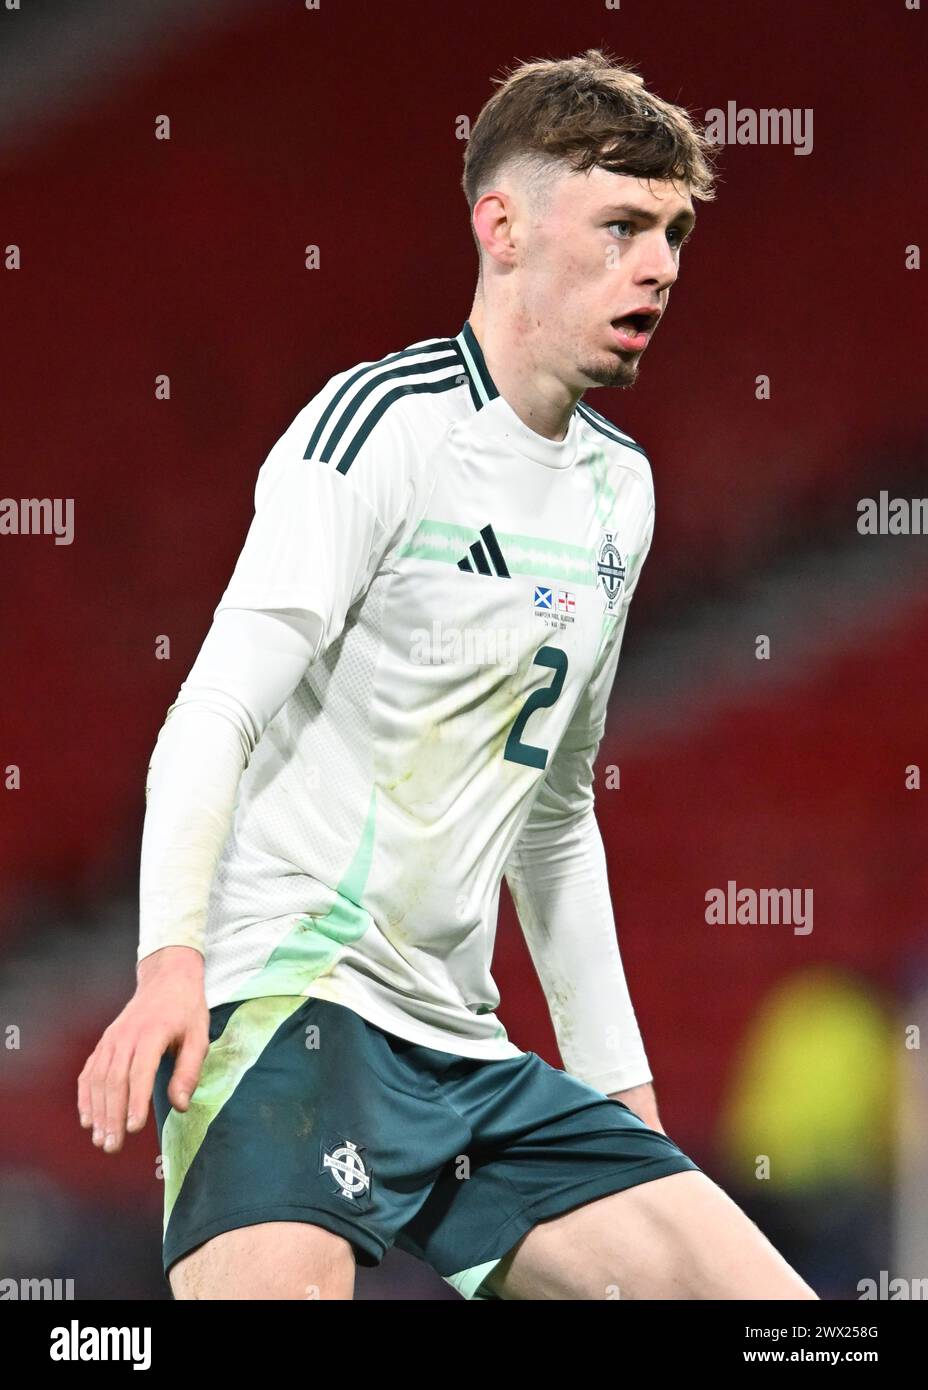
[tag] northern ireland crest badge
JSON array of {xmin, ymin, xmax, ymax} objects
[{"xmin": 596, "ymin": 531, "xmax": 627, "ymax": 613}]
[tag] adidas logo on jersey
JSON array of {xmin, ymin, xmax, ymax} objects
[{"xmin": 457, "ymin": 524, "xmax": 511, "ymax": 578}]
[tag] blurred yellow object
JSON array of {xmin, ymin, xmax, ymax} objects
[{"xmin": 717, "ymin": 967, "xmax": 897, "ymax": 1188}]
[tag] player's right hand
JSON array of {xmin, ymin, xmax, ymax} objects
[{"xmin": 77, "ymin": 945, "xmax": 209, "ymax": 1156}]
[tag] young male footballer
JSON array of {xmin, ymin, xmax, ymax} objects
[{"xmin": 78, "ymin": 50, "xmax": 817, "ymax": 1301}]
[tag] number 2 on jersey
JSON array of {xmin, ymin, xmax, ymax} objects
[{"xmin": 503, "ymin": 645, "xmax": 568, "ymax": 770}]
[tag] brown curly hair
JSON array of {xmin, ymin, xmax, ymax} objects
[{"xmin": 462, "ymin": 48, "xmax": 717, "ymax": 220}]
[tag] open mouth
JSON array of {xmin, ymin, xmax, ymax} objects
[
  {"xmin": 610, "ymin": 313, "xmax": 656, "ymax": 351},
  {"xmin": 613, "ymin": 312, "xmax": 653, "ymax": 334},
  {"xmin": 616, "ymin": 314, "xmax": 652, "ymax": 332}
]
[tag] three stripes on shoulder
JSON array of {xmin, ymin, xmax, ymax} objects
[{"xmin": 295, "ymin": 337, "xmax": 650, "ymax": 479}]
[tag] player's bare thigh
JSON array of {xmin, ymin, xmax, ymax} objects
[
  {"xmin": 169, "ymin": 1221, "xmax": 357, "ymax": 1300},
  {"xmin": 484, "ymin": 1170, "xmax": 819, "ymax": 1301}
]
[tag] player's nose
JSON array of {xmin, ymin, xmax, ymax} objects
[{"xmin": 633, "ymin": 233, "xmax": 680, "ymax": 292}]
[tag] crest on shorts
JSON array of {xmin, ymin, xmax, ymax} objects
[
  {"xmin": 596, "ymin": 531, "xmax": 627, "ymax": 613},
  {"xmin": 320, "ymin": 1135, "xmax": 373, "ymax": 1206}
]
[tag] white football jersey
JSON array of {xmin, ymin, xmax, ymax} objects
[{"xmin": 200, "ymin": 321, "xmax": 655, "ymax": 1063}]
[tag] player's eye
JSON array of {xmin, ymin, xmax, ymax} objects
[
  {"xmin": 667, "ymin": 226, "xmax": 690, "ymax": 250},
  {"xmin": 607, "ymin": 220, "xmax": 633, "ymax": 239}
]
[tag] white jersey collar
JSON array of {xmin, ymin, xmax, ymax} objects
[{"xmin": 454, "ymin": 320, "xmax": 579, "ymax": 470}]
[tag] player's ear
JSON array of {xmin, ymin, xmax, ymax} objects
[{"xmin": 472, "ymin": 190, "xmax": 518, "ymax": 271}]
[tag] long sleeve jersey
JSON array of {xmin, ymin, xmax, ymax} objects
[{"xmin": 139, "ymin": 321, "xmax": 656, "ymax": 1093}]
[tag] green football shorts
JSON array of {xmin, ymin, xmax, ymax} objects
[{"xmin": 153, "ymin": 995, "xmax": 701, "ymax": 1299}]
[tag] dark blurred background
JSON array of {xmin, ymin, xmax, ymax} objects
[{"xmin": 0, "ymin": 0, "xmax": 925, "ymax": 1300}]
